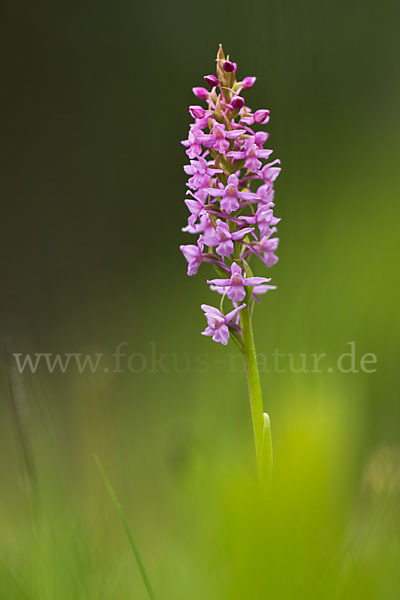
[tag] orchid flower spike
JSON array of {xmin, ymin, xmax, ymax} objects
[
  {"xmin": 180, "ymin": 44, "xmax": 282, "ymax": 485},
  {"xmin": 180, "ymin": 44, "xmax": 281, "ymax": 346}
]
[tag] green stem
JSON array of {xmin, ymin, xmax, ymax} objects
[{"xmin": 240, "ymin": 301, "xmax": 273, "ymax": 486}]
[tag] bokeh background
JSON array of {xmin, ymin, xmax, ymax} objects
[{"xmin": 1, "ymin": 1, "xmax": 400, "ymax": 598}]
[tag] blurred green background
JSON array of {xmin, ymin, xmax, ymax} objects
[{"xmin": 1, "ymin": 0, "xmax": 400, "ymax": 598}]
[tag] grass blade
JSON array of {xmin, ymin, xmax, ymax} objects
[{"xmin": 93, "ymin": 454, "xmax": 156, "ymax": 600}]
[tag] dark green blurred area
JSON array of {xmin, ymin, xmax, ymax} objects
[{"xmin": 1, "ymin": 1, "xmax": 400, "ymax": 598}]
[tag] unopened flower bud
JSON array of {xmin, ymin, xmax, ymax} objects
[
  {"xmin": 204, "ymin": 74, "xmax": 219, "ymax": 87},
  {"xmin": 192, "ymin": 87, "xmax": 209, "ymax": 100},
  {"xmin": 254, "ymin": 109, "xmax": 270, "ymax": 124},
  {"xmin": 189, "ymin": 105, "xmax": 206, "ymax": 119},
  {"xmin": 255, "ymin": 131, "xmax": 269, "ymax": 146},
  {"xmin": 242, "ymin": 76, "xmax": 256, "ymax": 89},
  {"xmin": 223, "ymin": 60, "xmax": 237, "ymax": 73},
  {"xmin": 231, "ymin": 96, "xmax": 245, "ymax": 110}
]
